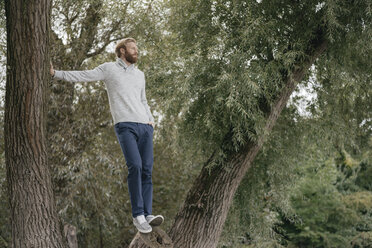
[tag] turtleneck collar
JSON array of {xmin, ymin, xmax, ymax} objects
[{"xmin": 117, "ymin": 58, "xmax": 135, "ymax": 70}]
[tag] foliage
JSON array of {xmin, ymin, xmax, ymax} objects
[
  {"xmin": 163, "ymin": 0, "xmax": 371, "ymax": 171},
  {"xmin": 219, "ymin": 105, "xmax": 336, "ymax": 247},
  {"xmin": 351, "ymin": 231, "xmax": 372, "ymax": 248},
  {"xmin": 280, "ymin": 149, "xmax": 372, "ymax": 248},
  {"xmin": 220, "ymin": 114, "xmax": 371, "ymax": 247},
  {"xmin": 284, "ymin": 161, "xmax": 358, "ymax": 247}
]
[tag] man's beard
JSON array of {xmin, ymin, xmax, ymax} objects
[{"xmin": 125, "ymin": 53, "xmax": 138, "ymax": 64}]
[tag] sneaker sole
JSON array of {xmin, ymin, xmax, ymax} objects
[
  {"xmin": 148, "ymin": 216, "xmax": 164, "ymax": 226},
  {"xmin": 138, "ymin": 228, "xmax": 152, "ymax": 233}
]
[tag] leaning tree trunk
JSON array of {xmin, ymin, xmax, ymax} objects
[
  {"xmin": 130, "ymin": 34, "xmax": 328, "ymax": 247},
  {"xmin": 4, "ymin": 0, "xmax": 66, "ymax": 247}
]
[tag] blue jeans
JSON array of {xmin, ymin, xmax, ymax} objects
[{"xmin": 114, "ymin": 122, "xmax": 154, "ymax": 218}]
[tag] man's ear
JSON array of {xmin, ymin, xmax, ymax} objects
[{"xmin": 120, "ymin": 47, "xmax": 125, "ymax": 55}]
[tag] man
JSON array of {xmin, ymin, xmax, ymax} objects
[{"xmin": 50, "ymin": 38, "xmax": 164, "ymax": 233}]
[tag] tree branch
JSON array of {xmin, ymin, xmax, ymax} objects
[
  {"xmin": 86, "ymin": 37, "xmax": 122, "ymax": 58},
  {"xmin": 86, "ymin": 20, "xmax": 123, "ymax": 58}
]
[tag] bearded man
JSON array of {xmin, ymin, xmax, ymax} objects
[{"xmin": 51, "ymin": 38, "xmax": 164, "ymax": 233}]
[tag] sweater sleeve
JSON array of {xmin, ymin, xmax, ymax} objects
[
  {"xmin": 53, "ymin": 64, "xmax": 106, "ymax": 82},
  {"xmin": 141, "ymin": 75, "xmax": 155, "ymax": 123}
]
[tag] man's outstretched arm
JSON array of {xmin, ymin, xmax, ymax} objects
[{"xmin": 50, "ymin": 62, "xmax": 105, "ymax": 82}]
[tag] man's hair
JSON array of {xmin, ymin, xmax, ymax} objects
[{"xmin": 115, "ymin": 38, "xmax": 137, "ymax": 58}]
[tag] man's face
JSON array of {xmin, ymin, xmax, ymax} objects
[{"xmin": 122, "ymin": 42, "xmax": 138, "ymax": 64}]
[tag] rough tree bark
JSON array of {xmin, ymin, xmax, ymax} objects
[
  {"xmin": 4, "ymin": 0, "xmax": 66, "ymax": 247},
  {"xmin": 130, "ymin": 35, "xmax": 328, "ymax": 247}
]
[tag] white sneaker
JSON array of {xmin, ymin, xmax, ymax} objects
[
  {"xmin": 133, "ymin": 215, "xmax": 152, "ymax": 233},
  {"xmin": 145, "ymin": 215, "xmax": 164, "ymax": 226}
]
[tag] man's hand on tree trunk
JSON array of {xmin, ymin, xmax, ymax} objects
[{"xmin": 50, "ymin": 62, "xmax": 55, "ymax": 77}]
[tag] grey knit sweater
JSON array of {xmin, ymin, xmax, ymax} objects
[{"xmin": 54, "ymin": 58, "xmax": 154, "ymax": 125}]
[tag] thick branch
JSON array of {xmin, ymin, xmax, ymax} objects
[
  {"xmin": 259, "ymin": 39, "xmax": 329, "ymax": 147},
  {"xmin": 67, "ymin": 1, "xmax": 103, "ymax": 67},
  {"xmin": 86, "ymin": 27, "xmax": 123, "ymax": 59}
]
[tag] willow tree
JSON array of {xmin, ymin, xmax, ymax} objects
[
  {"xmin": 131, "ymin": 0, "xmax": 371, "ymax": 247},
  {"xmin": 4, "ymin": 0, "xmax": 67, "ymax": 247}
]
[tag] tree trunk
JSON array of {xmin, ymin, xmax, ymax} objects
[
  {"xmin": 4, "ymin": 0, "xmax": 66, "ymax": 247},
  {"xmin": 130, "ymin": 35, "xmax": 328, "ymax": 247}
]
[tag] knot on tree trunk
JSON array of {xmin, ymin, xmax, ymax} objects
[
  {"xmin": 64, "ymin": 224, "xmax": 78, "ymax": 248},
  {"xmin": 129, "ymin": 227, "xmax": 173, "ymax": 248}
]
